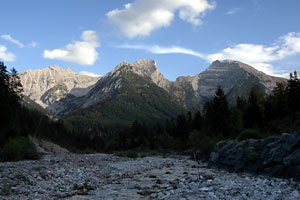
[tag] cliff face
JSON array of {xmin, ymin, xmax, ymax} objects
[
  {"xmin": 19, "ymin": 59, "xmax": 286, "ymax": 117},
  {"xmin": 124, "ymin": 59, "xmax": 286, "ymax": 110},
  {"xmin": 189, "ymin": 60, "xmax": 286, "ymax": 105},
  {"xmin": 19, "ymin": 65, "xmax": 100, "ymax": 108}
]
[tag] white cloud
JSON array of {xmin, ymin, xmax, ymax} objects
[
  {"xmin": 118, "ymin": 43, "xmax": 205, "ymax": 58},
  {"xmin": 207, "ymin": 44, "xmax": 279, "ymax": 75},
  {"xmin": 226, "ymin": 7, "xmax": 240, "ymax": 15},
  {"xmin": 1, "ymin": 35, "xmax": 24, "ymax": 48},
  {"xmin": 43, "ymin": 30, "xmax": 100, "ymax": 65},
  {"xmin": 107, "ymin": 0, "xmax": 216, "ymax": 38},
  {"xmin": 206, "ymin": 32, "xmax": 300, "ymax": 76},
  {"xmin": 277, "ymin": 32, "xmax": 300, "ymax": 58},
  {"xmin": 117, "ymin": 32, "xmax": 300, "ymax": 77},
  {"xmin": 79, "ymin": 71, "xmax": 101, "ymax": 77},
  {"xmin": 0, "ymin": 45, "xmax": 16, "ymax": 61}
]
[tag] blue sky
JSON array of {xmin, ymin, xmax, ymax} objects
[{"xmin": 1, "ymin": 0, "xmax": 300, "ymax": 80}]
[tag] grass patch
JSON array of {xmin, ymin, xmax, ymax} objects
[{"xmin": 0, "ymin": 136, "xmax": 39, "ymax": 162}]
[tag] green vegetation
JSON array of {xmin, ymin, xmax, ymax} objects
[
  {"xmin": 0, "ymin": 62, "xmax": 92, "ymax": 161},
  {"xmin": 0, "ymin": 137, "xmax": 39, "ymax": 162},
  {"xmin": 63, "ymin": 71, "xmax": 185, "ymax": 135},
  {"xmin": 1, "ymin": 60, "xmax": 299, "ymax": 162},
  {"xmin": 100, "ymin": 71, "xmax": 300, "ymax": 159}
]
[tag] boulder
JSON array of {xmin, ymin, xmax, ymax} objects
[{"xmin": 209, "ymin": 131, "xmax": 300, "ymax": 180}]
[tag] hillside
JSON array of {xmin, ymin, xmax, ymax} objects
[
  {"xmin": 63, "ymin": 70, "xmax": 185, "ymax": 132},
  {"xmin": 19, "ymin": 60, "xmax": 287, "ymax": 122}
]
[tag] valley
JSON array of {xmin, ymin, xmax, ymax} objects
[{"xmin": 1, "ymin": 1, "xmax": 300, "ymax": 199}]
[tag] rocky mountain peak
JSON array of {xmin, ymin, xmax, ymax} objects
[
  {"xmin": 108, "ymin": 59, "xmax": 169, "ymax": 88},
  {"xmin": 19, "ymin": 66, "xmax": 100, "ymax": 108},
  {"xmin": 209, "ymin": 60, "xmax": 265, "ymax": 75},
  {"xmin": 48, "ymin": 65, "xmax": 64, "ymax": 71}
]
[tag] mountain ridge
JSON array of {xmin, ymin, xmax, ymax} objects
[
  {"xmin": 19, "ymin": 65, "xmax": 101, "ymax": 108},
  {"xmin": 19, "ymin": 59, "xmax": 287, "ymax": 117}
]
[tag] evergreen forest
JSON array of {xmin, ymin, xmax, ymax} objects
[{"xmin": 1, "ymin": 61, "xmax": 300, "ymax": 161}]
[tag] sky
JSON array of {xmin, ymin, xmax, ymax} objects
[{"xmin": 1, "ymin": 0, "xmax": 300, "ymax": 80}]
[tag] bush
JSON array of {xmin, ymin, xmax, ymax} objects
[
  {"xmin": 0, "ymin": 136, "xmax": 39, "ymax": 162},
  {"xmin": 189, "ymin": 131, "xmax": 222, "ymax": 160},
  {"xmin": 237, "ymin": 129, "xmax": 262, "ymax": 141}
]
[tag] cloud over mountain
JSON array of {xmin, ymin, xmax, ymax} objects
[
  {"xmin": 0, "ymin": 45, "xmax": 16, "ymax": 61},
  {"xmin": 117, "ymin": 43, "xmax": 205, "ymax": 58},
  {"xmin": 79, "ymin": 71, "xmax": 101, "ymax": 77},
  {"xmin": 43, "ymin": 30, "xmax": 100, "ymax": 65},
  {"xmin": 116, "ymin": 32, "xmax": 300, "ymax": 77},
  {"xmin": 207, "ymin": 32, "xmax": 300, "ymax": 75},
  {"xmin": 107, "ymin": 0, "xmax": 216, "ymax": 38}
]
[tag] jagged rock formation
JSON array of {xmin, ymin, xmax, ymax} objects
[
  {"xmin": 19, "ymin": 65, "xmax": 101, "ymax": 108},
  {"xmin": 168, "ymin": 60, "xmax": 286, "ymax": 108},
  {"xmin": 61, "ymin": 67, "xmax": 185, "ymax": 127},
  {"xmin": 209, "ymin": 131, "xmax": 300, "ymax": 180},
  {"xmin": 108, "ymin": 59, "xmax": 286, "ymax": 110},
  {"xmin": 20, "ymin": 60, "xmax": 286, "ymax": 117}
]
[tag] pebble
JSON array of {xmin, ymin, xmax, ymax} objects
[
  {"xmin": 0, "ymin": 153, "xmax": 299, "ymax": 200},
  {"xmin": 292, "ymin": 190, "xmax": 300, "ymax": 198}
]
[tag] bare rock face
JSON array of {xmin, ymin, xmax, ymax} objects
[
  {"xmin": 117, "ymin": 59, "xmax": 286, "ymax": 110},
  {"xmin": 78, "ymin": 59, "xmax": 171, "ymax": 109},
  {"xmin": 194, "ymin": 60, "xmax": 283, "ymax": 98},
  {"xmin": 19, "ymin": 60, "xmax": 286, "ymax": 117},
  {"xmin": 19, "ymin": 66, "xmax": 101, "ymax": 108}
]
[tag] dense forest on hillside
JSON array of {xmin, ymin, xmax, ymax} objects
[
  {"xmin": 100, "ymin": 70, "xmax": 300, "ymax": 157},
  {"xmin": 63, "ymin": 69, "xmax": 300, "ymax": 157},
  {"xmin": 1, "ymin": 61, "xmax": 300, "ymax": 161},
  {"xmin": 0, "ymin": 62, "xmax": 104, "ymax": 161}
]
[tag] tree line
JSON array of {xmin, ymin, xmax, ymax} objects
[
  {"xmin": 0, "ymin": 62, "xmax": 101, "ymax": 161},
  {"xmin": 105, "ymin": 71, "xmax": 300, "ymax": 157},
  {"xmin": 1, "ymin": 60, "xmax": 299, "ymax": 161}
]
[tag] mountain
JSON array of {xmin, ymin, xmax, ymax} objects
[
  {"xmin": 21, "ymin": 95, "xmax": 48, "ymax": 114},
  {"xmin": 63, "ymin": 69, "xmax": 185, "ymax": 130},
  {"xmin": 20, "ymin": 60, "xmax": 286, "ymax": 120},
  {"xmin": 19, "ymin": 65, "xmax": 100, "ymax": 110},
  {"xmin": 168, "ymin": 60, "xmax": 286, "ymax": 108}
]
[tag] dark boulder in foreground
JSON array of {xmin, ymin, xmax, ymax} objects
[{"xmin": 209, "ymin": 131, "xmax": 300, "ymax": 180}]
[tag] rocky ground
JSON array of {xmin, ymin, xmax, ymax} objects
[{"xmin": 0, "ymin": 153, "xmax": 299, "ymax": 200}]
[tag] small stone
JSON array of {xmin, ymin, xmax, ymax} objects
[
  {"xmin": 150, "ymin": 193, "xmax": 158, "ymax": 198},
  {"xmin": 291, "ymin": 190, "xmax": 299, "ymax": 198},
  {"xmin": 156, "ymin": 179, "xmax": 164, "ymax": 184}
]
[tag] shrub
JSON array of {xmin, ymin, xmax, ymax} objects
[
  {"xmin": 0, "ymin": 136, "xmax": 39, "ymax": 162},
  {"xmin": 189, "ymin": 131, "xmax": 222, "ymax": 160},
  {"xmin": 237, "ymin": 129, "xmax": 262, "ymax": 141}
]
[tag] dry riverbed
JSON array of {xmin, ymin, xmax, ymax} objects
[{"xmin": 0, "ymin": 153, "xmax": 299, "ymax": 200}]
